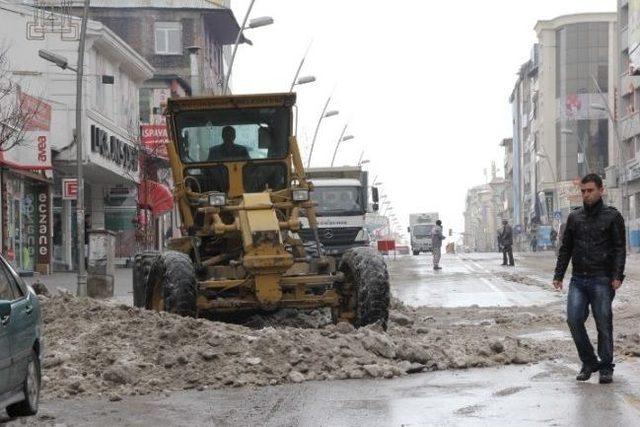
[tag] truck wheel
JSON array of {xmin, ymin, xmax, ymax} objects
[
  {"xmin": 133, "ymin": 251, "xmax": 159, "ymax": 308},
  {"xmin": 145, "ymin": 251, "xmax": 197, "ymax": 317},
  {"xmin": 333, "ymin": 247, "xmax": 390, "ymax": 330},
  {"xmin": 412, "ymin": 250, "xmax": 420, "ymax": 256}
]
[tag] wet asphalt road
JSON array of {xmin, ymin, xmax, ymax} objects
[
  {"xmin": 389, "ymin": 252, "xmax": 560, "ymax": 307},
  {"xmin": 7, "ymin": 252, "xmax": 640, "ymax": 426},
  {"xmin": 13, "ymin": 359, "xmax": 640, "ymax": 426}
]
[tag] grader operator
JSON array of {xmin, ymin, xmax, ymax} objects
[{"xmin": 133, "ymin": 93, "xmax": 390, "ymax": 329}]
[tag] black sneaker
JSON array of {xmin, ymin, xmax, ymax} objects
[
  {"xmin": 576, "ymin": 364, "xmax": 598, "ymax": 381},
  {"xmin": 599, "ymin": 367, "xmax": 613, "ymax": 384}
]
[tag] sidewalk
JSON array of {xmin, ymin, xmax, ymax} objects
[{"xmin": 24, "ymin": 267, "xmax": 133, "ymax": 305}]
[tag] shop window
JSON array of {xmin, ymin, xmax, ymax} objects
[{"xmin": 155, "ymin": 22, "xmax": 182, "ymax": 55}]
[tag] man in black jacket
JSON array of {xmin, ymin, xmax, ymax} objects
[{"xmin": 553, "ymin": 173, "xmax": 626, "ymax": 384}]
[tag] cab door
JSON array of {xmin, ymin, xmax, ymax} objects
[
  {"xmin": 0, "ymin": 263, "xmax": 15, "ymax": 394},
  {"xmin": 0, "ymin": 261, "xmax": 36, "ymax": 388}
]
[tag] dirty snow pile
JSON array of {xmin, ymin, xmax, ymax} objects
[{"xmin": 38, "ymin": 293, "xmax": 561, "ymax": 401}]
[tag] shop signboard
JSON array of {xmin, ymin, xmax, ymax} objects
[
  {"xmin": 89, "ymin": 123, "xmax": 139, "ymax": 178},
  {"xmin": 0, "ymin": 90, "xmax": 52, "ymax": 170},
  {"xmin": 62, "ymin": 178, "xmax": 78, "ymax": 200},
  {"xmin": 36, "ymin": 185, "xmax": 50, "ymax": 271},
  {"xmin": 140, "ymin": 124, "xmax": 169, "ymax": 159}
]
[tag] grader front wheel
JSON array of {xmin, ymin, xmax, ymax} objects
[
  {"xmin": 145, "ymin": 250, "xmax": 197, "ymax": 317},
  {"xmin": 333, "ymin": 247, "xmax": 390, "ymax": 330}
]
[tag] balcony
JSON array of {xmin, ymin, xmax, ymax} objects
[
  {"xmin": 621, "ymin": 26, "xmax": 628, "ymax": 52},
  {"xmin": 620, "ymin": 112, "xmax": 640, "ymax": 140}
]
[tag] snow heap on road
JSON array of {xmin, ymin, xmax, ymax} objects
[{"xmin": 39, "ymin": 293, "xmax": 561, "ymax": 400}]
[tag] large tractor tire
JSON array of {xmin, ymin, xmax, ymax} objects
[
  {"xmin": 132, "ymin": 251, "xmax": 159, "ymax": 308},
  {"xmin": 145, "ymin": 251, "xmax": 197, "ymax": 317},
  {"xmin": 334, "ymin": 247, "xmax": 390, "ymax": 330}
]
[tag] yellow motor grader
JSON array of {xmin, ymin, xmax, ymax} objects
[{"xmin": 133, "ymin": 93, "xmax": 389, "ymax": 328}]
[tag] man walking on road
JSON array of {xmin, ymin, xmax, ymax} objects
[
  {"xmin": 553, "ymin": 173, "xmax": 626, "ymax": 384},
  {"xmin": 431, "ymin": 220, "xmax": 446, "ymax": 270},
  {"xmin": 498, "ymin": 220, "xmax": 515, "ymax": 266}
]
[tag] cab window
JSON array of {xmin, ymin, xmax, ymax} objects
[
  {"xmin": 174, "ymin": 107, "xmax": 290, "ymax": 163},
  {"xmin": 0, "ymin": 261, "xmax": 24, "ymax": 300}
]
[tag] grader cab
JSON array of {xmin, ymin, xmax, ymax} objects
[{"xmin": 133, "ymin": 93, "xmax": 389, "ymax": 328}]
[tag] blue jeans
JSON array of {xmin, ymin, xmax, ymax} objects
[{"xmin": 567, "ymin": 276, "xmax": 616, "ymax": 369}]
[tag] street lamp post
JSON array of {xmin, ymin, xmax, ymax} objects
[
  {"xmin": 561, "ymin": 128, "xmax": 590, "ymax": 176},
  {"xmin": 306, "ymin": 95, "xmax": 338, "ymax": 168},
  {"xmin": 75, "ymin": 0, "xmax": 90, "ymax": 297},
  {"xmin": 592, "ymin": 99, "xmax": 630, "ymax": 247},
  {"xmin": 536, "ymin": 151, "xmax": 560, "ymax": 224},
  {"xmin": 590, "ymin": 74, "xmax": 631, "ymax": 244},
  {"xmin": 330, "ymin": 123, "xmax": 354, "ymax": 167},
  {"xmin": 222, "ymin": 0, "xmax": 273, "ymax": 95},
  {"xmin": 39, "ymin": 0, "xmax": 90, "ymax": 296}
]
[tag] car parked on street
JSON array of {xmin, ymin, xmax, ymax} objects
[{"xmin": 0, "ymin": 254, "xmax": 42, "ymax": 418}]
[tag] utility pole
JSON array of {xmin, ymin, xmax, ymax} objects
[{"xmin": 76, "ymin": 0, "xmax": 90, "ymax": 297}]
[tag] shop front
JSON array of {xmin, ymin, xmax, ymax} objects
[{"xmin": 0, "ymin": 93, "xmax": 53, "ymax": 274}]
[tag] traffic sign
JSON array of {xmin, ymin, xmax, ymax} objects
[{"xmin": 554, "ymin": 211, "xmax": 562, "ymax": 221}]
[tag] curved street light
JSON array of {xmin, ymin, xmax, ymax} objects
[
  {"xmin": 288, "ymin": 40, "xmax": 313, "ymax": 93},
  {"xmin": 306, "ymin": 95, "xmax": 339, "ymax": 168},
  {"xmin": 331, "ymin": 123, "xmax": 355, "ymax": 166},
  {"xmin": 222, "ymin": 0, "xmax": 273, "ymax": 94},
  {"xmin": 294, "ymin": 75, "xmax": 316, "ymax": 86}
]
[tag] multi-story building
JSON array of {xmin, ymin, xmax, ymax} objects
[
  {"xmin": 70, "ymin": 0, "xmax": 243, "ymax": 124},
  {"xmin": 0, "ymin": 1, "xmax": 154, "ymax": 271},
  {"xmin": 617, "ymin": 0, "xmax": 640, "ymax": 251},
  {"xmin": 65, "ymin": 1, "xmax": 245, "ymax": 258},
  {"xmin": 509, "ymin": 14, "xmax": 618, "ymax": 237},
  {"xmin": 509, "ymin": 48, "xmax": 540, "ymax": 234},
  {"xmin": 463, "ymin": 174, "xmax": 508, "ymax": 253}
]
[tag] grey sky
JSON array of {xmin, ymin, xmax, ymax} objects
[{"xmin": 229, "ymin": 0, "xmax": 616, "ymax": 239}]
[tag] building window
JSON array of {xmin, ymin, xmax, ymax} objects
[{"xmin": 155, "ymin": 22, "xmax": 182, "ymax": 55}]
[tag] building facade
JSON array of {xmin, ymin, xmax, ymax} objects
[{"xmin": 618, "ymin": 0, "xmax": 640, "ymax": 251}]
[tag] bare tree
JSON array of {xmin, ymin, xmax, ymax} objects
[{"xmin": 0, "ymin": 46, "xmax": 42, "ymax": 154}]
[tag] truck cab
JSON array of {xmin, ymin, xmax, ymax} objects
[
  {"xmin": 408, "ymin": 212, "xmax": 439, "ymax": 255},
  {"xmin": 299, "ymin": 167, "xmax": 375, "ymax": 257}
]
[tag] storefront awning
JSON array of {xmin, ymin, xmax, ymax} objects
[{"xmin": 138, "ymin": 180, "xmax": 173, "ymax": 216}]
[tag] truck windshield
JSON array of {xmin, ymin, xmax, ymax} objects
[
  {"xmin": 173, "ymin": 107, "xmax": 290, "ymax": 163},
  {"xmin": 413, "ymin": 224, "xmax": 434, "ymax": 238},
  {"xmin": 312, "ymin": 186, "xmax": 363, "ymax": 216}
]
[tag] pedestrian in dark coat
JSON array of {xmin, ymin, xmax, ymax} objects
[{"xmin": 498, "ymin": 220, "xmax": 514, "ymax": 266}]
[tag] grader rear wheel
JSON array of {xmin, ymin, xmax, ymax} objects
[
  {"xmin": 333, "ymin": 247, "xmax": 390, "ymax": 330},
  {"xmin": 133, "ymin": 251, "xmax": 159, "ymax": 308},
  {"xmin": 145, "ymin": 250, "xmax": 197, "ymax": 317}
]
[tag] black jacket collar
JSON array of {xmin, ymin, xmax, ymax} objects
[{"xmin": 583, "ymin": 198, "xmax": 604, "ymax": 216}]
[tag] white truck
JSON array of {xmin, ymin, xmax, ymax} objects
[
  {"xmin": 299, "ymin": 166, "xmax": 378, "ymax": 257},
  {"xmin": 408, "ymin": 212, "xmax": 439, "ymax": 255}
]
